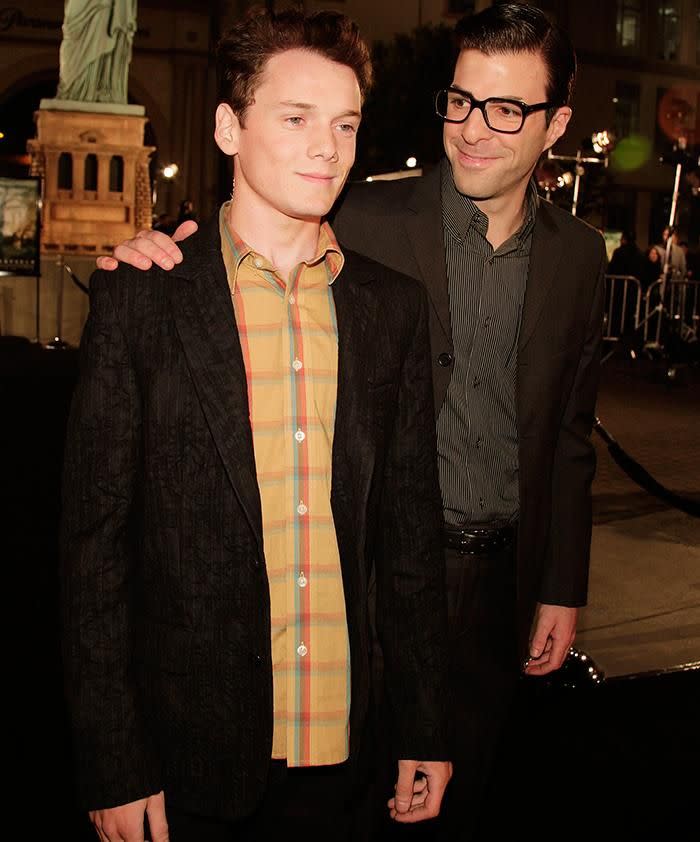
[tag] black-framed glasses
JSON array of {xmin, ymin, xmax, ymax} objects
[{"xmin": 435, "ymin": 87, "xmax": 554, "ymax": 134}]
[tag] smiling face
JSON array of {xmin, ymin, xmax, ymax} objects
[
  {"xmin": 215, "ymin": 48, "xmax": 362, "ymax": 226},
  {"xmin": 443, "ymin": 48, "xmax": 571, "ymax": 217}
]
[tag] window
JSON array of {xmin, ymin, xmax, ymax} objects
[
  {"xmin": 613, "ymin": 82, "xmax": 641, "ymax": 138},
  {"xmin": 657, "ymin": 1, "xmax": 681, "ymax": 61},
  {"xmin": 109, "ymin": 155, "xmax": 124, "ymax": 192},
  {"xmin": 58, "ymin": 152, "xmax": 73, "ymax": 190},
  {"xmin": 84, "ymin": 154, "xmax": 98, "ymax": 191},
  {"xmin": 616, "ymin": 0, "xmax": 641, "ymax": 49}
]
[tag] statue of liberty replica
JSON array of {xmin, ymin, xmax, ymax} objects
[
  {"xmin": 29, "ymin": 0, "xmax": 154, "ymax": 257},
  {"xmin": 57, "ymin": 0, "xmax": 138, "ymax": 104}
]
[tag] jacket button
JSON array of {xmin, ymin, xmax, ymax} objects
[
  {"xmin": 437, "ymin": 352, "xmax": 453, "ymax": 367},
  {"xmin": 253, "ymin": 654, "xmax": 263, "ymax": 666}
]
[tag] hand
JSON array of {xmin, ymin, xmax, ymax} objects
[
  {"xmin": 96, "ymin": 221, "xmax": 198, "ymax": 272},
  {"xmin": 89, "ymin": 790, "xmax": 168, "ymax": 842},
  {"xmin": 388, "ymin": 759, "xmax": 452, "ymax": 823},
  {"xmin": 524, "ymin": 603, "xmax": 578, "ymax": 676}
]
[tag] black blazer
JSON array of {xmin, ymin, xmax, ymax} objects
[
  {"xmin": 333, "ymin": 164, "xmax": 607, "ymax": 655},
  {"xmin": 60, "ymin": 215, "xmax": 448, "ymax": 818}
]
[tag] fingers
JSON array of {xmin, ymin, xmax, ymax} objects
[
  {"xmin": 392, "ymin": 760, "xmax": 419, "ymax": 815},
  {"xmin": 525, "ymin": 634, "xmax": 574, "ymax": 676},
  {"xmin": 96, "ymin": 256, "xmax": 119, "ymax": 271},
  {"xmin": 146, "ymin": 791, "xmax": 170, "ymax": 842},
  {"xmin": 172, "ymin": 220, "xmax": 199, "ymax": 242},
  {"xmin": 529, "ymin": 623, "xmax": 552, "ymax": 660},
  {"xmin": 389, "ymin": 761, "xmax": 452, "ymax": 824},
  {"xmin": 107, "ymin": 230, "xmax": 185, "ymax": 272}
]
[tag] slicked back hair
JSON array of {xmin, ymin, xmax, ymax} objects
[
  {"xmin": 217, "ymin": 6, "xmax": 373, "ymax": 125},
  {"xmin": 456, "ymin": 3, "xmax": 576, "ymax": 120}
]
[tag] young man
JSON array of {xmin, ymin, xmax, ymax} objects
[
  {"xmin": 62, "ymin": 9, "xmax": 451, "ymax": 842},
  {"xmin": 99, "ymin": 4, "xmax": 606, "ymax": 839}
]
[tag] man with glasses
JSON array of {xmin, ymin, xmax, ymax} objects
[{"xmin": 98, "ymin": 4, "xmax": 605, "ymax": 838}]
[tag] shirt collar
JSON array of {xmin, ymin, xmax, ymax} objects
[
  {"xmin": 441, "ymin": 158, "xmax": 539, "ymax": 247},
  {"xmin": 219, "ymin": 201, "xmax": 344, "ymax": 293}
]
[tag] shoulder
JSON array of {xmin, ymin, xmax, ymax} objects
[
  {"xmin": 536, "ymin": 200, "xmax": 606, "ymax": 260},
  {"xmin": 342, "ymin": 247, "xmax": 427, "ymax": 312}
]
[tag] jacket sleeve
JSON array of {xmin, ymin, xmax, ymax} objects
[
  {"xmin": 60, "ymin": 270, "xmax": 162, "ymax": 810},
  {"xmin": 374, "ymin": 278, "xmax": 450, "ymax": 760},
  {"xmin": 538, "ymin": 241, "xmax": 607, "ymax": 606}
]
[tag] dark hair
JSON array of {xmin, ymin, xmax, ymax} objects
[
  {"xmin": 455, "ymin": 3, "xmax": 576, "ymax": 119},
  {"xmin": 216, "ymin": 6, "xmax": 373, "ymax": 125}
]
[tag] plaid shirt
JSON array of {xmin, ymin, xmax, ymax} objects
[{"xmin": 220, "ymin": 204, "xmax": 350, "ymax": 767}]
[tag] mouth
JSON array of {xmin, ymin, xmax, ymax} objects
[
  {"xmin": 455, "ymin": 150, "xmax": 500, "ymax": 169},
  {"xmin": 298, "ymin": 173, "xmax": 337, "ymax": 184}
]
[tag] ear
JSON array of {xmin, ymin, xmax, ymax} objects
[
  {"xmin": 543, "ymin": 105, "xmax": 572, "ymax": 152},
  {"xmin": 214, "ymin": 103, "xmax": 240, "ymax": 157}
]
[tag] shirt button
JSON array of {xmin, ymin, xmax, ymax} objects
[
  {"xmin": 479, "ymin": 497, "xmax": 485, "ymax": 509},
  {"xmin": 473, "ymin": 377, "xmax": 481, "ymax": 388},
  {"xmin": 297, "ymin": 642, "xmax": 308, "ymax": 657},
  {"xmin": 292, "ymin": 359, "xmax": 303, "ymax": 372},
  {"xmin": 253, "ymin": 256, "xmax": 263, "ymax": 269},
  {"xmin": 438, "ymin": 352, "xmax": 453, "ymax": 367},
  {"xmin": 297, "ymin": 572, "xmax": 307, "ymax": 588},
  {"xmin": 484, "ymin": 317, "xmax": 491, "ymax": 327},
  {"xmin": 297, "ymin": 501, "xmax": 308, "ymax": 515},
  {"xmin": 289, "ymin": 294, "xmax": 296, "ymax": 304},
  {"xmin": 475, "ymin": 437, "xmax": 482, "ymax": 449},
  {"xmin": 294, "ymin": 428, "xmax": 306, "ymax": 443}
]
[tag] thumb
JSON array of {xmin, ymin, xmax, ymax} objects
[
  {"xmin": 146, "ymin": 791, "xmax": 169, "ymax": 842},
  {"xmin": 529, "ymin": 626, "xmax": 549, "ymax": 659},
  {"xmin": 172, "ymin": 220, "xmax": 198, "ymax": 243},
  {"xmin": 394, "ymin": 761, "xmax": 418, "ymax": 814}
]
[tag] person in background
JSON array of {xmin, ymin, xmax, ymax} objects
[{"xmin": 607, "ymin": 230, "xmax": 646, "ymax": 280}]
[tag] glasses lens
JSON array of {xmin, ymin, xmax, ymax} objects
[
  {"xmin": 437, "ymin": 89, "xmax": 472, "ymax": 122},
  {"xmin": 484, "ymin": 101, "xmax": 524, "ymax": 132}
]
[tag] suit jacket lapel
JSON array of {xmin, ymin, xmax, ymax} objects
[
  {"xmin": 331, "ymin": 253, "xmax": 377, "ymax": 555},
  {"xmin": 168, "ymin": 216, "xmax": 263, "ymax": 551},
  {"xmin": 405, "ymin": 165, "xmax": 452, "ymax": 346},
  {"xmin": 519, "ymin": 201, "xmax": 563, "ymax": 351}
]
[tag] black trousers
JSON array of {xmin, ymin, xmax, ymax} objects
[
  {"xmin": 385, "ymin": 542, "xmax": 519, "ymax": 842},
  {"xmin": 165, "ymin": 756, "xmax": 376, "ymax": 842}
]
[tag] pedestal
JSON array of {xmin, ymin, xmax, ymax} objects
[{"xmin": 27, "ymin": 102, "xmax": 155, "ymax": 256}]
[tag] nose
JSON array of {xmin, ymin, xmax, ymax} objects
[
  {"xmin": 458, "ymin": 104, "xmax": 493, "ymax": 144},
  {"xmin": 308, "ymin": 125, "xmax": 339, "ymax": 162}
]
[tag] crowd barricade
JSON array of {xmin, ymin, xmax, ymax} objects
[
  {"xmin": 642, "ymin": 279, "xmax": 699, "ymax": 347},
  {"xmin": 603, "ymin": 275, "xmax": 643, "ymax": 342}
]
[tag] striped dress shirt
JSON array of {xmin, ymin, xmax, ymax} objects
[
  {"xmin": 437, "ymin": 162, "xmax": 538, "ymax": 526},
  {"xmin": 219, "ymin": 204, "xmax": 350, "ymax": 767}
]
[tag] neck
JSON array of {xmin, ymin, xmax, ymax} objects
[
  {"xmin": 474, "ymin": 185, "xmax": 529, "ymax": 250},
  {"xmin": 228, "ymin": 189, "xmax": 322, "ymax": 282}
]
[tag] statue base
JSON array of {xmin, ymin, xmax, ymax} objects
[
  {"xmin": 39, "ymin": 98, "xmax": 145, "ymax": 117},
  {"xmin": 28, "ymin": 108, "xmax": 154, "ymax": 256}
]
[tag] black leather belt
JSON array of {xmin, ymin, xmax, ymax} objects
[{"xmin": 444, "ymin": 523, "xmax": 516, "ymax": 555}]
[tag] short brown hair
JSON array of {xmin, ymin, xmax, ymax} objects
[
  {"xmin": 456, "ymin": 3, "xmax": 576, "ymax": 120},
  {"xmin": 217, "ymin": 6, "xmax": 373, "ymax": 124}
]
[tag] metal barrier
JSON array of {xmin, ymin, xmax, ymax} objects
[
  {"xmin": 642, "ymin": 279, "xmax": 699, "ymax": 348},
  {"xmin": 603, "ymin": 275, "xmax": 643, "ymax": 341}
]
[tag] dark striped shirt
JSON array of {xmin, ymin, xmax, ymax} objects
[{"xmin": 436, "ymin": 160, "xmax": 538, "ymax": 526}]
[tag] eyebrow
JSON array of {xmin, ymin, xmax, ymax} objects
[
  {"xmin": 277, "ymin": 100, "xmax": 361, "ymax": 119},
  {"xmin": 448, "ymin": 85, "xmax": 525, "ymax": 102}
]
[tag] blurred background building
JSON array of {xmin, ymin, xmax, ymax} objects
[{"xmin": 0, "ymin": 0, "xmax": 698, "ymax": 341}]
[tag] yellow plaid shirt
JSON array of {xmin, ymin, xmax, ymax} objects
[{"xmin": 220, "ymin": 204, "xmax": 351, "ymax": 767}]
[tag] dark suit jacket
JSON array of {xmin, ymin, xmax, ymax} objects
[
  {"xmin": 333, "ymin": 164, "xmax": 607, "ymax": 656},
  {"xmin": 60, "ymin": 215, "xmax": 448, "ymax": 818}
]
